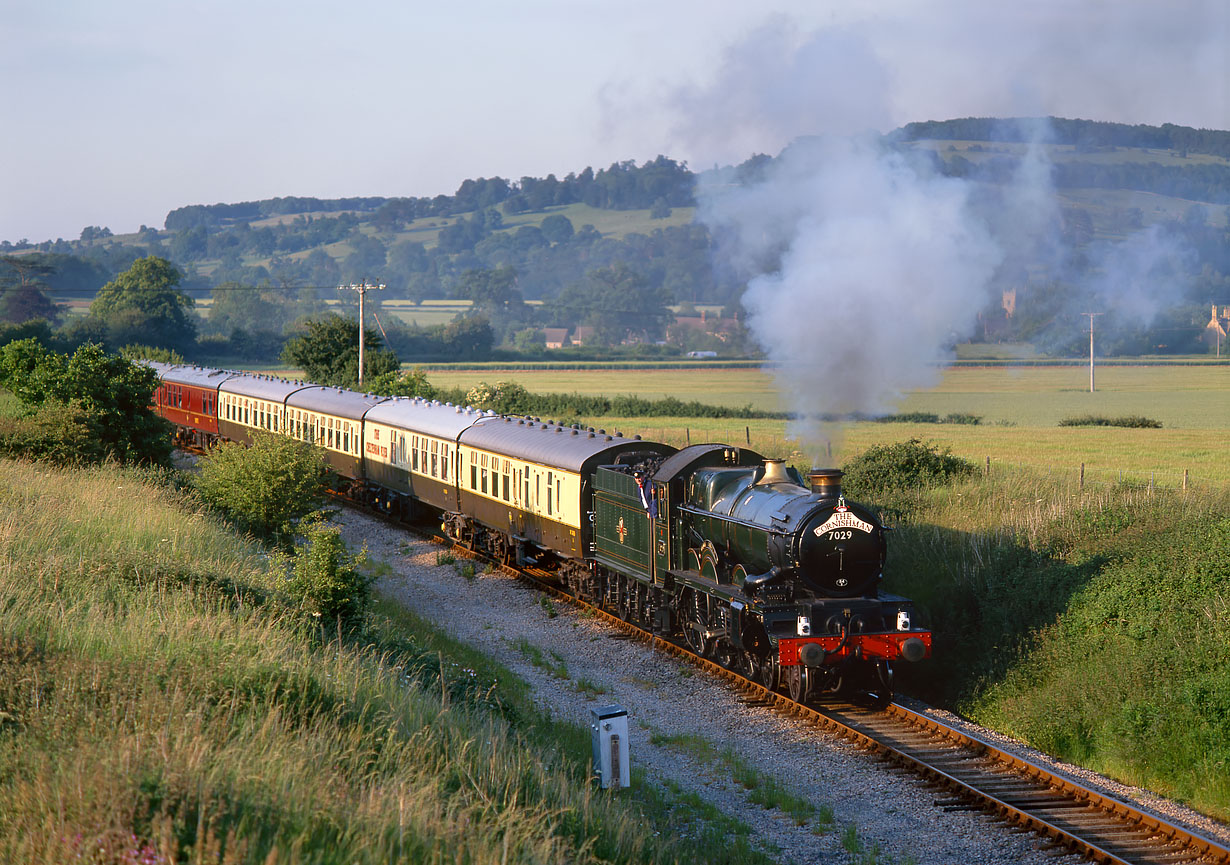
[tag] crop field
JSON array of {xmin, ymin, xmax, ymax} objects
[{"xmin": 423, "ymin": 363, "xmax": 1230, "ymax": 487}]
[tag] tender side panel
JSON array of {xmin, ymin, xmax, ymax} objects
[{"xmin": 593, "ymin": 467, "xmax": 653, "ymax": 580}]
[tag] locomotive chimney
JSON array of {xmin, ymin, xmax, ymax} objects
[
  {"xmin": 757, "ymin": 459, "xmax": 790, "ymax": 485},
  {"xmin": 808, "ymin": 468, "xmax": 842, "ymax": 498}
]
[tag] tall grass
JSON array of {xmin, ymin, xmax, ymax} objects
[
  {"xmin": 0, "ymin": 460, "xmax": 772, "ymax": 864},
  {"xmin": 882, "ymin": 468, "xmax": 1230, "ymax": 818}
]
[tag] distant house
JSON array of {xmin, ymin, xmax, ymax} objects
[
  {"xmin": 543, "ymin": 328, "xmax": 570, "ymax": 349},
  {"xmin": 571, "ymin": 326, "xmax": 595, "ymax": 346}
]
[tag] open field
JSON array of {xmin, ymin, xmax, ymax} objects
[
  {"xmin": 417, "ymin": 363, "xmax": 1229, "ymax": 488},
  {"xmin": 422, "ymin": 363, "xmax": 1230, "ymax": 428}
]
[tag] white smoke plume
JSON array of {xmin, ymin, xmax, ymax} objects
[
  {"xmin": 700, "ymin": 135, "xmax": 1002, "ymax": 455},
  {"xmin": 682, "ymin": 21, "xmax": 1200, "ymax": 456}
]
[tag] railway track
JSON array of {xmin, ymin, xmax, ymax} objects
[{"xmin": 425, "ymin": 532, "xmax": 1230, "ymax": 865}]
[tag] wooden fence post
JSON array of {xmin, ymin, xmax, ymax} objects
[
  {"xmin": 745, "ymin": 426, "xmax": 750, "ymax": 445},
  {"xmin": 1079, "ymin": 463, "xmax": 1085, "ymax": 491},
  {"xmin": 985, "ymin": 456, "xmax": 990, "ymax": 478},
  {"xmin": 1183, "ymin": 469, "xmax": 1188, "ymax": 490}
]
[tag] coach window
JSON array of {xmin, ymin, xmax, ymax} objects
[
  {"xmin": 441, "ymin": 445, "xmax": 450, "ymax": 481},
  {"xmin": 557, "ymin": 477, "xmax": 562, "ymax": 513},
  {"xmin": 480, "ymin": 454, "xmax": 488, "ymax": 494},
  {"xmin": 546, "ymin": 471, "xmax": 553, "ymax": 515},
  {"xmin": 502, "ymin": 461, "xmax": 511, "ymax": 502}
]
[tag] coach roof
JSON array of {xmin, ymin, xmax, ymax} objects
[
  {"xmin": 221, "ymin": 372, "xmax": 316, "ymax": 403},
  {"xmin": 365, "ymin": 397, "xmax": 487, "ymax": 441},
  {"xmin": 460, "ymin": 417, "xmax": 670, "ymax": 472},
  {"xmin": 152, "ymin": 363, "xmax": 239, "ymax": 390},
  {"xmin": 287, "ymin": 386, "xmax": 389, "ymax": 420}
]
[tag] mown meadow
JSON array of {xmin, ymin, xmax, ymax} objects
[
  {"xmin": 424, "ymin": 362, "xmax": 1230, "ymax": 487},
  {"xmin": 0, "ymin": 459, "xmax": 777, "ymax": 864}
]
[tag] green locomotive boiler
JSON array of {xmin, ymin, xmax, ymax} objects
[{"xmin": 591, "ymin": 444, "xmax": 930, "ymax": 703}]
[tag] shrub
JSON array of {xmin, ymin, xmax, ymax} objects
[
  {"xmin": 0, "ymin": 400, "xmax": 107, "ymax": 465},
  {"xmin": 192, "ymin": 431, "xmax": 332, "ymax": 546},
  {"xmin": 1058, "ymin": 415, "xmax": 1163, "ymax": 428},
  {"xmin": 276, "ymin": 517, "xmax": 371, "ymax": 625},
  {"xmin": 842, "ymin": 438, "xmax": 976, "ymax": 501}
]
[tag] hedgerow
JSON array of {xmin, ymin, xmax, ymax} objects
[
  {"xmin": 1058, "ymin": 415, "xmax": 1163, "ymax": 428},
  {"xmin": 427, "ymin": 380, "xmax": 787, "ymax": 420}
]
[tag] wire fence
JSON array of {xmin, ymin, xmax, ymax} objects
[{"xmin": 631, "ymin": 426, "xmax": 1220, "ymax": 491}]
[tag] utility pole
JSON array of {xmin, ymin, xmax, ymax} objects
[
  {"xmin": 338, "ymin": 280, "xmax": 385, "ymax": 389},
  {"xmin": 1081, "ymin": 312, "xmax": 1103, "ymax": 393}
]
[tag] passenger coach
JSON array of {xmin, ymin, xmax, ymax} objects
[{"xmin": 450, "ymin": 419, "xmax": 672, "ymax": 563}]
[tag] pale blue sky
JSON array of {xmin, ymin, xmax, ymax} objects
[{"xmin": 2, "ymin": 0, "xmax": 1227, "ymax": 243}]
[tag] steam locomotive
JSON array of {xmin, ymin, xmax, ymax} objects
[{"xmin": 149, "ymin": 362, "xmax": 930, "ymax": 704}]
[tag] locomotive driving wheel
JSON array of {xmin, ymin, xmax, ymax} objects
[
  {"xmin": 785, "ymin": 665, "xmax": 813, "ymax": 704},
  {"xmin": 758, "ymin": 651, "xmax": 780, "ymax": 691},
  {"xmin": 681, "ymin": 592, "xmax": 710, "ymax": 657}
]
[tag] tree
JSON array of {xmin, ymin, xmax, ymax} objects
[
  {"xmin": 0, "ymin": 339, "xmax": 173, "ymax": 466},
  {"xmin": 554, "ymin": 263, "xmax": 674, "ymax": 345},
  {"xmin": 281, "ymin": 313, "xmax": 398, "ymax": 386},
  {"xmin": 90, "ymin": 256, "xmax": 196, "ymax": 351},
  {"xmin": 442, "ymin": 314, "xmax": 494, "ymax": 360},
  {"xmin": 365, "ymin": 365, "xmax": 436, "ymax": 398},
  {"xmin": 0, "ymin": 255, "xmax": 61, "ymax": 325},
  {"xmin": 512, "ymin": 327, "xmax": 545, "ymax": 353},
  {"xmin": 204, "ymin": 282, "xmax": 302, "ymax": 337},
  {"xmin": 539, "ymin": 214, "xmax": 574, "ymax": 244}
]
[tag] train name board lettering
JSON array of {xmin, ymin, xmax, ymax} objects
[
  {"xmin": 366, "ymin": 442, "xmax": 388, "ymax": 458},
  {"xmin": 813, "ymin": 510, "xmax": 873, "ymax": 536}
]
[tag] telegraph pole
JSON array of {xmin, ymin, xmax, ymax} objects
[
  {"xmin": 1081, "ymin": 312, "xmax": 1103, "ymax": 393},
  {"xmin": 338, "ymin": 280, "xmax": 385, "ymax": 389}
]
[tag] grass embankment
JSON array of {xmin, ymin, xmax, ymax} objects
[
  {"xmin": 879, "ymin": 471, "xmax": 1230, "ymax": 818},
  {"xmin": 0, "ymin": 460, "xmax": 772, "ymax": 864}
]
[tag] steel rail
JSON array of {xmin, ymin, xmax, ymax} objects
[
  {"xmin": 443, "ymin": 543, "xmax": 1229, "ymax": 865},
  {"xmin": 315, "ymin": 487, "xmax": 1230, "ymax": 865}
]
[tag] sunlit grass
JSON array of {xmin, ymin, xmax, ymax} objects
[
  {"xmin": 882, "ymin": 469, "xmax": 1230, "ymax": 818},
  {"xmin": 0, "ymin": 459, "xmax": 774, "ymax": 864}
]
